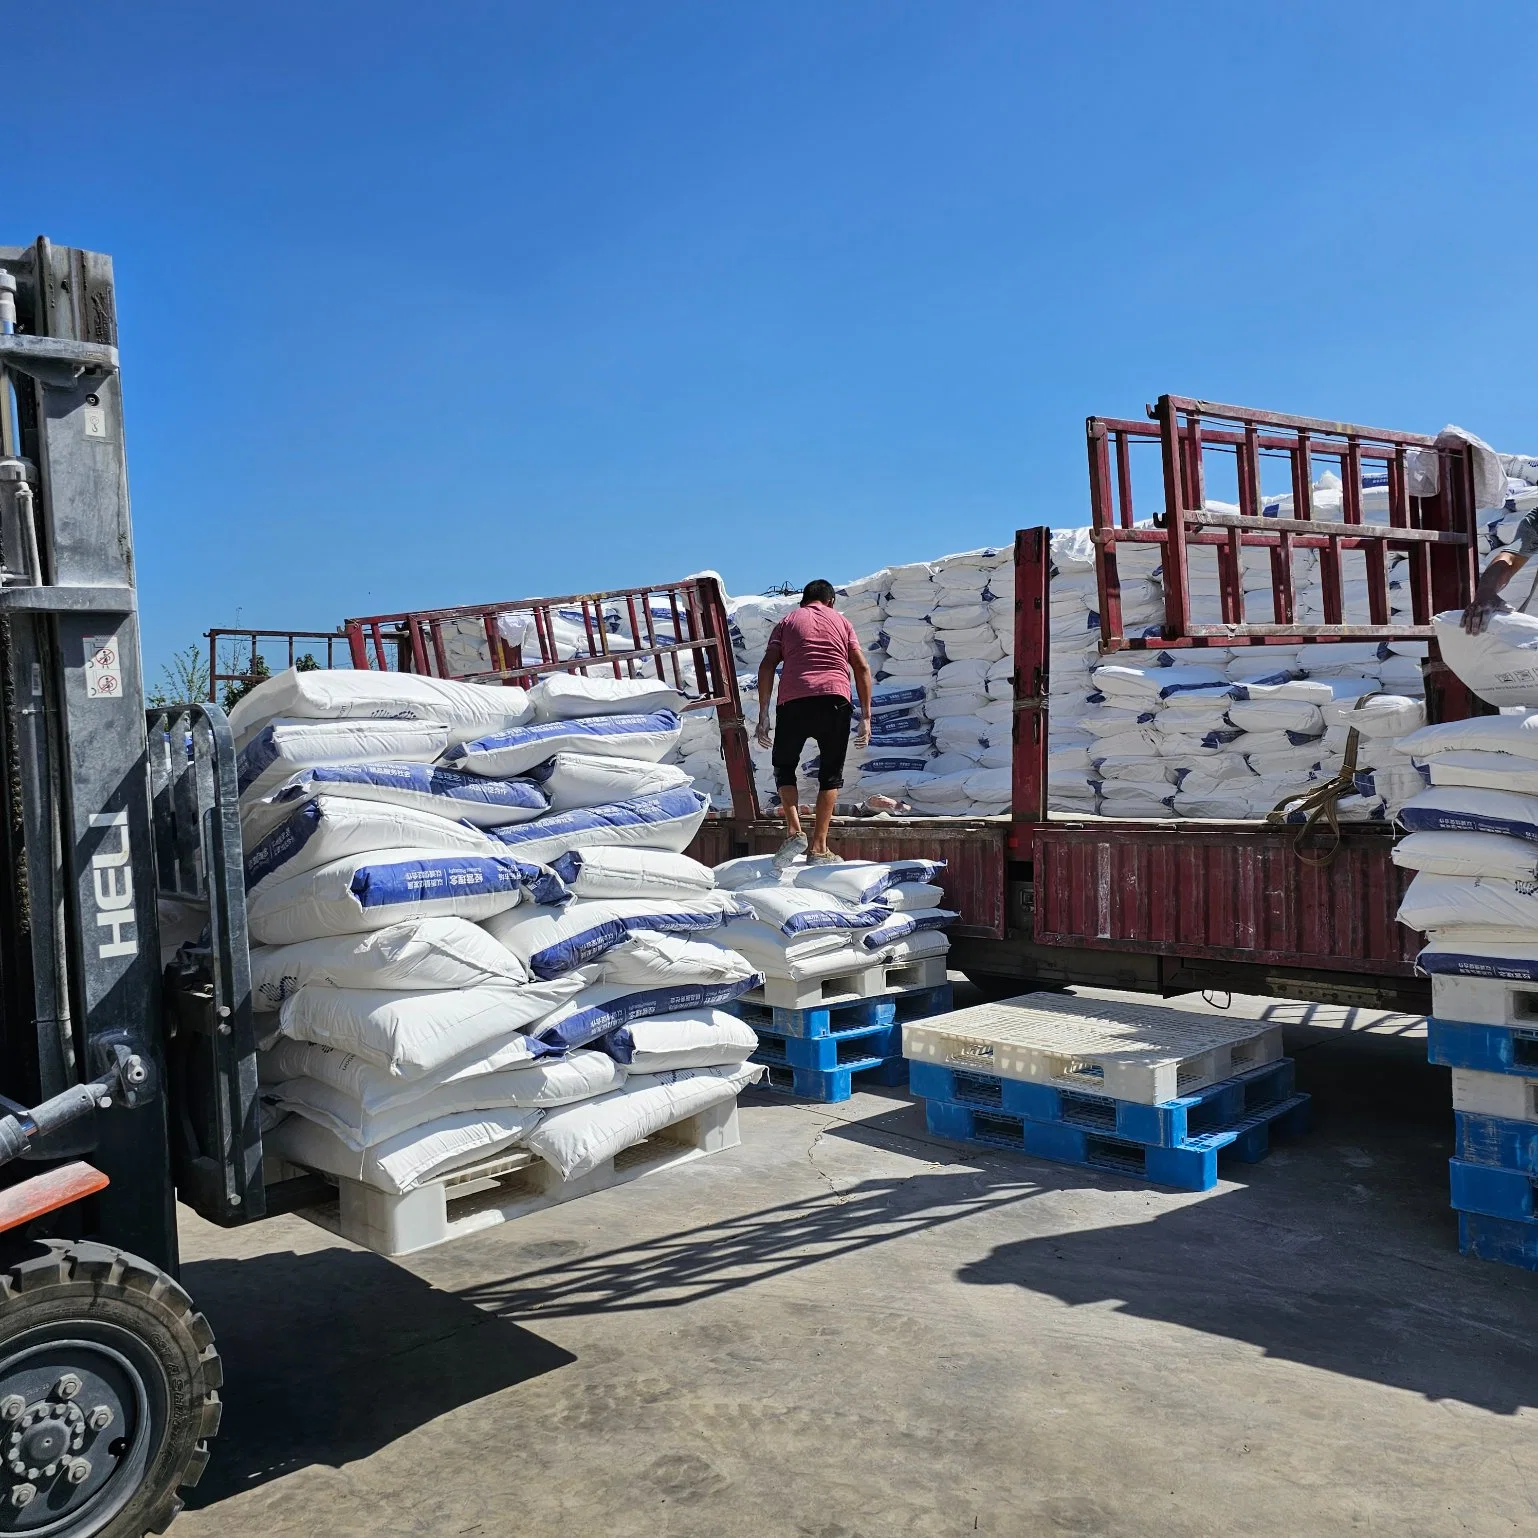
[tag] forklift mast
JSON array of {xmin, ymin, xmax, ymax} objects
[{"xmin": 0, "ymin": 239, "xmax": 176, "ymax": 1272}]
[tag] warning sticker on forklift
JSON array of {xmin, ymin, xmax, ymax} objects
[{"xmin": 84, "ymin": 636, "xmax": 122, "ymax": 700}]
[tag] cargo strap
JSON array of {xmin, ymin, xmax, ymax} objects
[{"xmin": 1265, "ymin": 693, "xmax": 1375, "ymax": 867}]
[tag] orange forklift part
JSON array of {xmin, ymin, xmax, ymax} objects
[{"xmin": 0, "ymin": 1163, "xmax": 110, "ymax": 1236}]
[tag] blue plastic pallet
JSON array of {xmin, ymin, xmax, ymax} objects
[
  {"xmin": 891, "ymin": 982, "xmax": 954, "ymax": 1022},
  {"xmin": 1448, "ymin": 1158, "xmax": 1538, "ymax": 1222},
  {"xmin": 1427, "ymin": 1018, "xmax": 1538, "ymax": 1076},
  {"xmin": 1454, "ymin": 1111, "xmax": 1538, "ymax": 1172},
  {"xmin": 907, "ymin": 1058, "xmax": 1295, "ymax": 1147},
  {"xmin": 921, "ymin": 1092, "xmax": 1312, "ymax": 1192},
  {"xmin": 1458, "ymin": 1210, "xmax": 1538, "ymax": 1273},
  {"xmin": 757, "ymin": 1055, "xmax": 910, "ymax": 1102},
  {"xmin": 729, "ymin": 980, "xmax": 952, "ymax": 1040},
  {"xmin": 751, "ymin": 1020, "xmax": 902, "ymax": 1072},
  {"xmin": 729, "ymin": 994, "xmax": 897, "ymax": 1040}
]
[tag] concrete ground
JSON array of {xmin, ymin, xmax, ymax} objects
[{"xmin": 174, "ymin": 988, "xmax": 1538, "ymax": 1538}]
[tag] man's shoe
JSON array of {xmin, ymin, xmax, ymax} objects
[
  {"xmin": 772, "ymin": 834, "xmax": 808, "ymax": 869},
  {"xmin": 806, "ymin": 850, "xmax": 840, "ymax": 865}
]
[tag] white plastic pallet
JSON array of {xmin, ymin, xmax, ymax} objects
[
  {"xmin": 901, "ymin": 992, "xmax": 1284, "ymax": 1105},
  {"xmin": 1431, "ymin": 973, "xmax": 1538, "ymax": 1031},
  {"xmin": 1451, "ymin": 1067, "xmax": 1538, "ymax": 1124},
  {"xmin": 268, "ymin": 1099, "xmax": 741, "ymax": 1258},
  {"xmin": 747, "ymin": 954, "xmax": 949, "ymax": 1012}
]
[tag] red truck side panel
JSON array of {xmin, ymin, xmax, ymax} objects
[{"xmin": 1032, "ymin": 823, "xmax": 1420, "ymax": 975}]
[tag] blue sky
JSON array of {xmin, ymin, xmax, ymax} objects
[{"xmin": 7, "ymin": 2, "xmax": 1537, "ymax": 685}]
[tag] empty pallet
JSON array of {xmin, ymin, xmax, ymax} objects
[
  {"xmin": 753, "ymin": 1019, "xmax": 902, "ymax": 1072},
  {"xmin": 742, "ymin": 954, "xmax": 949, "ymax": 1013},
  {"xmin": 1427, "ymin": 1018, "xmax": 1538, "ymax": 1076},
  {"xmin": 1454, "ymin": 1112, "xmax": 1538, "ymax": 1174},
  {"xmin": 907, "ymin": 1057, "xmax": 1297, "ymax": 1147},
  {"xmin": 920, "ymin": 1092, "xmax": 1310, "ymax": 1192},
  {"xmin": 1458, "ymin": 1210, "xmax": 1538, "ymax": 1273},
  {"xmin": 1452, "ymin": 1068, "xmax": 1538, "ymax": 1124},
  {"xmin": 902, "ymin": 993, "xmax": 1284, "ymax": 1105},
  {"xmin": 731, "ymin": 979, "xmax": 953, "ymax": 1040},
  {"xmin": 268, "ymin": 1099, "xmax": 741, "ymax": 1258},
  {"xmin": 1431, "ymin": 974, "xmax": 1538, "ymax": 1031},
  {"xmin": 1448, "ymin": 1158, "xmax": 1538, "ymax": 1224},
  {"xmin": 757, "ymin": 1056, "xmax": 909, "ymax": 1102}
]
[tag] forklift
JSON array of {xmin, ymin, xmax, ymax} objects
[{"xmin": 0, "ymin": 238, "xmax": 279, "ymax": 1535}]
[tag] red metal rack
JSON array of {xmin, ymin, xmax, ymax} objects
[
  {"xmin": 1086, "ymin": 394, "xmax": 1485, "ymax": 725},
  {"xmin": 205, "ymin": 628, "xmax": 358, "ymax": 702}
]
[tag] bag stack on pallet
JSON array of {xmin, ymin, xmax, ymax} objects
[
  {"xmin": 710, "ymin": 856, "xmax": 959, "ymax": 1101},
  {"xmin": 902, "ymin": 993, "xmax": 1310, "ymax": 1190},
  {"xmin": 232, "ymin": 667, "xmax": 767, "ymax": 1253},
  {"xmin": 1392, "ymin": 653, "xmax": 1538, "ymax": 1272}
]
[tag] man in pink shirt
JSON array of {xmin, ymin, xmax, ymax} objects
[{"xmin": 755, "ymin": 579, "xmax": 874, "ymax": 866}]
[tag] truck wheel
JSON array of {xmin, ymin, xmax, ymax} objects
[{"xmin": 0, "ymin": 1240, "xmax": 220, "ymax": 1537}]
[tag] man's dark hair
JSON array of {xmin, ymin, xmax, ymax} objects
[{"xmin": 801, "ymin": 579, "xmax": 837, "ymax": 607}]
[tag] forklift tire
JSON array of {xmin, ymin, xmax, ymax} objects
[{"xmin": 0, "ymin": 1240, "xmax": 220, "ymax": 1537}]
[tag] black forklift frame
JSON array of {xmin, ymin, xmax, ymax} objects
[{"xmin": 0, "ymin": 240, "xmax": 261, "ymax": 1275}]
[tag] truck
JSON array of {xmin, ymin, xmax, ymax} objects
[{"xmin": 337, "ymin": 397, "xmax": 1481, "ymax": 1018}]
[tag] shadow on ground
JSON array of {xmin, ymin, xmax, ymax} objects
[
  {"xmin": 457, "ymin": 1165, "xmax": 1046, "ymax": 1318},
  {"xmin": 456, "ymin": 1033, "xmax": 1538, "ymax": 1418},
  {"xmin": 181, "ymin": 1245, "xmax": 574, "ymax": 1506},
  {"xmin": 931, "ymin": 1026, "xmax": 1538, "ymax": 1417},
  {"xmin": 954, "ymin": 1172, "xmax": 1538, "ymax": 1416}
]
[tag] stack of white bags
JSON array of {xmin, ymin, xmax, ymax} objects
[
  {"xmin": 1068, "ymin": 654, "xmax": 1426, "ymax": 821},
  {"xmin": 723, "ymin": 550, "xmax": 1015, "ymax": 817},
  {"xmin": 708, "ymin": 855, "xmax": 959, "ymax": 992},
  {"xmin": 360, "ymin": 451, "xmax": 1538, "ymax": 841},
  {"xmin": 240, "ymin": 667, "xmax": 767, "ymax": 1202},
  {"xmin": 397, "ymin": 591, "xmax": 741, "ymax": 815},
  {"xmin": 719, "ymin": 514, "xmax": 1428, "ymax": 822},
  {"xmin": 1394, "ymin": 713, "xmax": 1538, "ymax": 981},
  {"xmin": 1395, "ymin": 608, "xmax": 1538, "ymax": 980},
  {"xmin": 716, "ymin": 479, "xmax": 1447, "ymax": 822}
]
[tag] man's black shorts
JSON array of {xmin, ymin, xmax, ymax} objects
[{"xmin": 773, "ymin": 694, "xmax": 853, "ymax": 791}]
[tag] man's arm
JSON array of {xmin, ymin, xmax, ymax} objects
[
  {"xmin": 850, "ymin": 643, "xmax": 873, "ymax": 747},
  {"xmin": 755, "ymin": 641, "xmax": 782, "ymax": 748},
  {"xmin": 1464, "ymin": 551, "xmax": 1529, "ymax": 635}
]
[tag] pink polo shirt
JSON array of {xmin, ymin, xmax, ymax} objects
[{"xmin": 768, "ymin": 604, "xmax": 860, "ymax": 703}]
